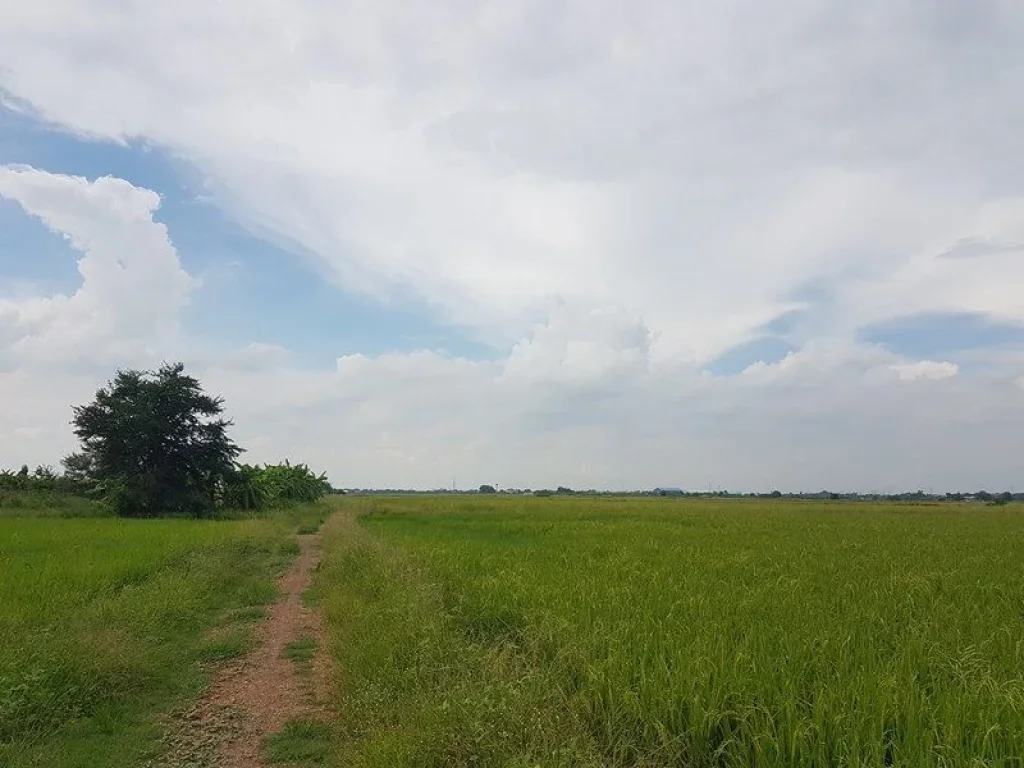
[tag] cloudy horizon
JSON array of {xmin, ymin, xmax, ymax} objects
[{"xmin": 1, "ymin": 1, "xmax": 1023, "ymax": 492}]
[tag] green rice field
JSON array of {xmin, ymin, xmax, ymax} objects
[
  {"xmin": 0, "ymin": 509, "xmax": 318, "ymax": 767},
  {"xmin": 4, "ymin": 495, "xmax": 1023, "ymax": 766},
  {"xmin": 321, "ymin": 496, "xmax": 1024, "ymax": 767}
]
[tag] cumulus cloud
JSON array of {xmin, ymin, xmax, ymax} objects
[
  {"xmin": 1, "ymin": 3, "xmax": 1024, "ymax": 488},
  {"xmin": 0, "ymin": 166, "xmax": 192, "ymax": 367},
  {"xmin": 0, "ymin": 166, "xmax": 194, "ymax": 464},
  {"xmin": 195, "ymin": 340, "xmax": 1019, "ymax": 493},
  {"xmin": 503, "ymin": 303, "xmax": 651, "ymax": 387}
]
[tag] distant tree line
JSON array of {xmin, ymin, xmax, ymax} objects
[
  {"xmin": 346, "ymin": 486, "xmax": 1022, "ymax": 504},
  {"xmin": 4, "ymin": 362, "xmax": 334, "ymax": 518},
  {"xmin": 0, "ymin": 464, "xmax": 86, "ymax": 495}
]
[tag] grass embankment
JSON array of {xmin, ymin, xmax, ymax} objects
[
  {"xmin": 0, "ymin": 503, "xmax": 331, "ymax": 767},
  {"xmin": 319, "ymin": 496, "xmax": 1024, "ymax": 767}
]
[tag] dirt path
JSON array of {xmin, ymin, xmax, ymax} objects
[{"xmin": 155, "ymin": 531, "xmax": 333, "ymax": 767}]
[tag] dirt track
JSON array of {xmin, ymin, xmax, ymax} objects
[{"xmin": 155, "ymin": 531, "xmax": 332, "ymax": 767}]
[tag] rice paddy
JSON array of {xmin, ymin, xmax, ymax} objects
[
  {"xmin": 0, "ymin": 509, "xmax": 320, "ymax": 767},
  {"xmin": 320, "ymin": 495, "xmax": 1024, "ymax": 767}
]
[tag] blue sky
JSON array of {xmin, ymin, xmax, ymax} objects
[
  {"xmin": 0, "ymin": 107, "xmax": 496, "ymax": 369},
  {"xmin": 1, "ymin": 1, "xmax": 1023, "ymax": 491},
  {"xmin": 861, "ymin": 312, "xmax": 1024, "ymax": 363},
  {"xmin": 704, "ymin": 337, "xmax": 798, "ymax": 376}
]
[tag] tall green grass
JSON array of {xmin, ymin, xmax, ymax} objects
[
  {"xmin": 0, "ymin": 504, "xmax": 329, "ymax": 767},
  {"xmin": 321, "ymin": 497, "xmax": 1024, "ymax": 767},
  {"xmin": 0, "ymin": 490, "xmax": 106, "ymax": 517}
]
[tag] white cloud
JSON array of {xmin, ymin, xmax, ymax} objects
[
  {"xmin": 2, "ymin": 5, "xmax": 1024, "ymax": 489},
  {"xmin": 0, "ymin": 166, "xmax": 192, "ymax": 366},
  {"xmin": 0, "ymin": 167, "xmax": 195, "ymax": 466},
  {"xmin": 0, "ymin": 250, "xmax": 1019, "ymax": 490},
  {"xmin": 2, "ymin": 1, "xmax": 1024, "ymax": 358},
  {"xmin": 891, "ymin": 360, "xmax": 959, "ymax": 382},
  {"xmin": 196, "ymin": 340, "xmax": 1020, "ymax": 493},
  {"xmin": 503, "ymin": 303, "xmax": 651, "ymax": 386}
]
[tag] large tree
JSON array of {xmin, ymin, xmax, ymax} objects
[{"xmin": 69, "ymin": 362, "xmax": 241, "ymax": 517}]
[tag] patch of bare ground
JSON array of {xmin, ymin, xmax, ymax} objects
[{"xmin": 151, "ymin": 531, "xmax": 333, "ymax": 768}]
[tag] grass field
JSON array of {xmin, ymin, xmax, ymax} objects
[
  {"xmin": 0, "ymin": 505, "xmax": 327, "ymax": 767},
  {"xmin": 320, "ymin": 496, "xmax": 1024, "ymax": 767}
]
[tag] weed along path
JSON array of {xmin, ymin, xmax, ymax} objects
[{"xmin": 156, "ymin": 528, "xmax": 334, "ymax": 768}]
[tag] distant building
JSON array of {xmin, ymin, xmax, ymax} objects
[{"xmin": 654, "ymin": 487, "xmax": 685, "ymax": 496}]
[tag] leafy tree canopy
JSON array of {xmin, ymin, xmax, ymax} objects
[{"xmin": 70, "ymin": 362, "xmax": 241, "ymax": 517}]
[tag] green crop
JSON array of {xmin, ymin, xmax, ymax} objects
[
  {"xmin": 0, "ymin": 507, "xmax": 322, "ymax": 766},
  {"xmin": 321, "ymin": 496, "xmax": 1024, "ymax": 767}
]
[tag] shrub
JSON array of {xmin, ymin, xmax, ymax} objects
[{"xmin": 221, "ymin": 462, "xmax": 331, "ymax": 511}]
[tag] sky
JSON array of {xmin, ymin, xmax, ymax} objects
[{"xmin": 0, "ymin": 0, "xmax": 1022, "ymax": 492}]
